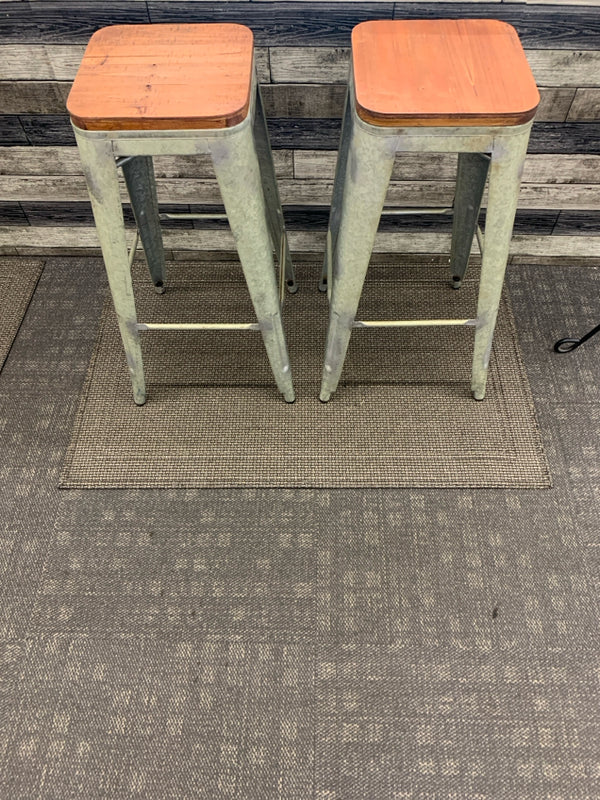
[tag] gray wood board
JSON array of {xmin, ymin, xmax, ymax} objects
[
  {"xmin": 0, "ymin": 2, "xmax": 150, "ymax": 43},
  {"xmin": 1, "ymin": 2, "xmax": 597, "ymax": 48},
  {"xmin": 2, "ymin": 202, "xmax": 561, "ymax": 235},
  {"xmin": 269, "ymin": 47, "xmax": 600, "ymax": 87},
  {"xmin": 2, "ymin": 177, "xmax": 596, "ymax": 210},
  {"xmin": 0, "ymin": 81, "xmax": 580, "ymax": 123}
]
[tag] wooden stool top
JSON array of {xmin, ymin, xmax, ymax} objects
[
  {"xmin": 352, "ymin": 19, "xmax": 540, "ymax": 127},
  {"xmin": 67, "ymin": 24, "xmax": 254, "ymax": 131}
]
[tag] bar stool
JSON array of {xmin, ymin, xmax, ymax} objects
[
  {"xmin": 67, "ymin": 23, "xmax": 296, "ymax": 405},
  {"xmin": 319, "ymin": 19, "xmax": 539, "ymax": 402}
]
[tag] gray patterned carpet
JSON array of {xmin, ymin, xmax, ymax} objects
[
  {"xmin": 1, "ymin": 257, "xmax": 599, "ymax": 799},
  {"xmin": 0, "ymin": 258, "xmax": 43, "ymax": 371}
]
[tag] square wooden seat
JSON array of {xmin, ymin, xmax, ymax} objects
[
  {"xmin": 352, "ymin": 19, "xmax": 540, "ymax": 128},
  {"xmin": 320, "ymin": 19, "xmax": 539, "ymax": 403},
  {"xmin": 67, "ymin": 23, "xmax": 254, "ymax": 131},
  {"xmin": 68, "ymin": 24, "xmax": 296, "ymax": 406}
]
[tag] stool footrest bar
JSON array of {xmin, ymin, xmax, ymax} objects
[
  {"xmin": 136, "ymin": 322, "xmax": 261, "ymax": 331},
  {"xmin": 353, "ymin": 318, "xmax": 477, "ymax": 328},
  {"xmin": 159, "ymin": 213, "xmax": 229, "ymax": 220},
  {"xmin": 381, "ymin": 207, "xmax": 453, "ymax": 216},
  {"xmin": 128, "ymin": 230, "xmax": 140, "ymax": 267},
  {"xmin": 476, "ymin": 225, "xmax": 485, "ymax": 255}
]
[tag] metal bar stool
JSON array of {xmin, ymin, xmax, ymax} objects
[
  {"xmin": 67, "ymin": 23, "xmax": 296, "ymax": 406},
  {"xmin": 319, "ymin": 19, "xmax": 540, "ymax": 402}
]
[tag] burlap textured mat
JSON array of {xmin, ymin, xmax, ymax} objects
[{"xmin": 61, "ymin": 261, "xmax": 550, "ymax": 488}]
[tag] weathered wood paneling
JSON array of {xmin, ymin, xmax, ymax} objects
[
  {"xmin": 567, "ymin": 89, "xmax": 600, "ymax": 121},
  {"xmin": 393, "ymin": 3, "xmax": 600, "ymax": 49},
  {"xmin": 0, "ymin": 115, "xmax": 27, "ymax": 144},
  {"xmin": 294, "ymin": 152, "xmax": 600, "ymax": 185},
  {"xmin": 6, "ymin": 201, "xmax": 560, "ymax": 236},
  {"xmin": 0, "ymin": 2, "xmax": 150, "ymax": 43},
  {"xmin": 1, "ymin": 175, "xmax": 596, "ymax": 211},
  {"xmin": 0, "ymin": 82, "xmax": 71, "ymax": 114},
  {"xmin": 2, "ymin": 225, "xmax": 598, "ymax": 259},
  {"xmin": 0, "ymin": 79, "xmax": 582, "ymax": 122},
  {"xmin": 554, "ymin": 210, "xmax": 600, "ymax": 234},
  {"xmin": 0, "ymin": 148, "xmax": 294, "ymax": 179},
  {"xmin": 4, "ymin": 3, "xmax": 595, "ymax": 49},
  {"xmin": 0, "ymin": 44, "xmax": 271, "ymax": 83},
  {"xmin": 0, "ymin": 1, "xmax": 597, "ymax": 259},
  {"xmin": 270, "ymin": 47, "xmax": 600, "ymax": 86},
  {"xmin": 148, "ymin": 2, "xmax": 395, "ymax": 44}
]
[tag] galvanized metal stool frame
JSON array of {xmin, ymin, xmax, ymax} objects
[
  {"xmin": 73, "ymin": 71, "xmax": 296, "ymax": 406},
  {"xmin": 319, "ymin": 69, "xmax": 534, "ymax": 403}
]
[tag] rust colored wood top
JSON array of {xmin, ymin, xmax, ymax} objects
[
  {"xmin": 352, "ymin": 19, "xmax": 540, "ymax": 128},
  {"xmin": 67, "ymin": 24, "xmax": 254, "ymax": 131}
]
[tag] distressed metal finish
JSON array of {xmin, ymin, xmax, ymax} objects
[
  {"xmin": 471, "ymin": 128, "xmax": 530, "ymax": 401},
  {"xmin": 320, "ymin": 84, "xmax": 353, "ymax": 297},
  {"xmin": 74, "ymin": 132, "xmax": 147, "ymax": 405},
  {"xmin": 320, "ymin": 103, "xmax": 396, "ymax": 402},
  {"xmin": 73, "ymin": 69, "xmax": 295, "ymax": 405},
  {"xmin": 320, "ymin": 72, "xmax": 534, "ymax": 403},
  {"xmin": 450, "ymin": 152, "xmax": 490, "ymax": 289},
  {"xmin": 253, "ymin": 84, "xmax": 297, "ymax": 297},
  {"xmin": 209, "ymin": 104, "xmax": 295, "ymax": 403},
  {"xmin": 121, "ymin": 156, "xmax": 166, "ymax": 293}
]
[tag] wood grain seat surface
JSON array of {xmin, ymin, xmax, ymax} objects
[
  {"xmin": 352, "ymin": 19, "xmax": 540, "ymax": 128},
  {"xmin": 67, "ymin": 24, "xmax": 254, "ymax": 131}
]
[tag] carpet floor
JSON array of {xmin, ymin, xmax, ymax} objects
[
  {"xmin": 0, "ymin": 257, "xmax": 598, "ymax": 800},
  {"xmin": 0, "ymin": 258, "xmax": 44, "ymax": 371},
  {"xmin": 61, "ymin": 261, "xmax": 549, "ymax": 488}
]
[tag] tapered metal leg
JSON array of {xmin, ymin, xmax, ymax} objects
[
  {"xmin": 320, "ymin": 87, "xmax": 353, "ymax": 296},
  {"xmin": 122, "ymin": 156, "xmax": 166, "ymax": 294},
  {"xmin": 75, "ymin": 131, "xmax": 146, "ymax": 405},
  {"xmin": 253, "ymin": 83, "xmax": 297, "ymax": 295},
  {"xmin": 471, "ymin": 131, "xmax": 530, "ymax": 400},
  {"xmin": 319, "ymin": 120, "xmax": 396, "ymax": 402},
  {"xmin": 450, "ymin": 152, "xmax": 489, "ymax": 288},
  {"xmin": 210, "ymin": 125, "xmax": 295, "ymax": 403}
]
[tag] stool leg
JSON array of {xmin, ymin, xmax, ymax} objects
[
  {"xmin": 450, "ymin": 152, "xmax": 489, "ymax": 289},
  {"xmin": 319, "ymin": 122, "xmax": 396, "ymax": 402},
  {"xmin": 253, "ymin": 84, "xmax": 297, "ymax": 295},
  {"xmin": 471, "ymin": 131, "xmax": 530, "ymax": 401},
  {"xmin": 122, "ymin": 156, "xmax": 166, "ymax": 294},
  {"xmin": 210, "ymin": 126, "xmax": 295, "ymax": 403},
  {"xmin": 75, "ymin": 132, "xmax": 146, "ymax": 405},
  {"xmin": 320, "ymin": 87, "xmax": 352, "ymax": 296}
]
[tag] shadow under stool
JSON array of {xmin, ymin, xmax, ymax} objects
[
  {"xmin": 67, "ymin": 23, "xmax": 296, "ymax": 405},
  {"xmin": 319, "ymin": 19, "xmax": 540, "ymax": 402}
]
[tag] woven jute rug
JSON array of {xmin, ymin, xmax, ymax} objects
[
  {"xmin": 0, "ymin": 258, "xmax": 44, "ymax": 371},
  {"xmin": 61, "ymin": 260, "xmax": 550, "ymax": 488}
]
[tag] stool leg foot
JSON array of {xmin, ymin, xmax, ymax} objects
[
  {"xmin": 471, "ymin": 131, "xmax": 530, "ymax": 401},
  {"xmin": 210, "ymin": 125, "xmax": 295, "ymax": 403},
  {"xmin": 75, "ymin": 132, "xmax": 146, "ymax": 406},
  {"xmin": 450, "ymin": 152, "xmax": 489, "ymax": 288},
  {"xmin": 320, "ymin": 115, "xmax": 396, "ymax": 401},
  {"xmin": 122, "ymin": 156, "xmax": 167, "ymax": 292},
  {"xmin": 253, "ymin": 84, "xmax": 297, "ymax": 296},
  {"xmin": 321, "ymin": 87, "xmax": 352, "ymax": 297}
]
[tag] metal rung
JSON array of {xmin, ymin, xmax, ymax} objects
[
  {"xmin": 159, "ymin": 212, "xmax": 228, "ymax": 220},
  {"xmin": 115, "ymin": 156, "xmax": 135, "ymax": 169},
  {"xmin": 136, "ymin": 322, "xmax": 261, "ymax": 331},
  {"xmin": 353, "ymin": 318, "xmax": 477, "ymax": 328},
  {"xmin": 381, "ymin": 207, "xmax": 453, "ymax": 216},
  {"xmin": 278, "ymin": 235, "xmax": 286, "ymax": 307},
  {"xmin": 476, "ymin": 225, "xmax": 485, "ymax": 255},
  {"xmin": 128, "ymin": 230, "xmax": 140, "ymax": 267}
]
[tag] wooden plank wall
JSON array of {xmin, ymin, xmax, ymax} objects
[{"xmin": 0, "ymin": 0, "xmax": 598, "ymax": 264}]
